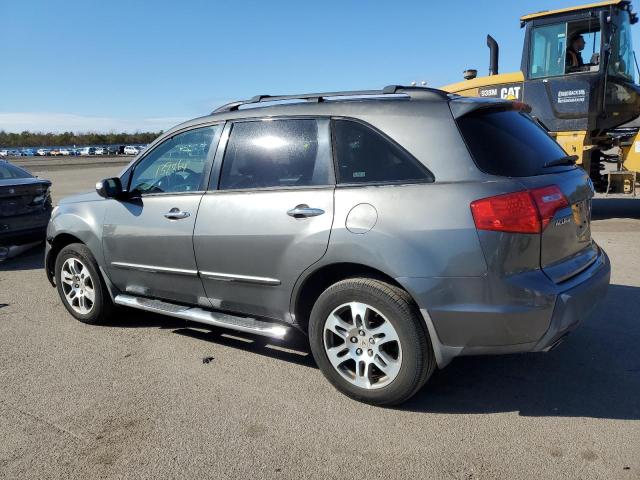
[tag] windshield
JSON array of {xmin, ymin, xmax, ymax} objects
[{"xmin": 609, "ymin": 10, "xmax": 637, "ymax": 83}]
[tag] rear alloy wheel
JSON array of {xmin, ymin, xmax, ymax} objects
[
  {"xmin": 309, "ymin": 278, "xmax": 435, "ymax": 406},
  {"xmin": 323, "ymin": 302, "xmax": 402, "ymax": 389},
  {"xmin": 55, "ymin": 243, "xmax": 113, "ymax": 324}
]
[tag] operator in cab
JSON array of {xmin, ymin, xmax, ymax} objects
[{"xmin": 566, "ymin": 34, "xmax": 599, "ymax": 73}]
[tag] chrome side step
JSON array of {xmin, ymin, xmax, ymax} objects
[{"xmin": 114, "ymin": 294, "xmax": 289, "ymax": 339}]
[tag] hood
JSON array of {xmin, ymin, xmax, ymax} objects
[{"xmin": 58, "ymin": 190, "xmax": 103, "ymax": 205}]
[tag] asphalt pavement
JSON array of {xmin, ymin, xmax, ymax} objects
[{"xmin": 0, "ymin": 163, "xmax": 638, "ymax": 479}]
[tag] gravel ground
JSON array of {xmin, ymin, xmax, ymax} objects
[{"xmin": 0, "ymin": 164, "xmax": 639, "ymax": 480}]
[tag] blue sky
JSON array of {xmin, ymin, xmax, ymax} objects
[{"xmin": 2, "ymin": 0, "xmax": 640, "ymax": 132}]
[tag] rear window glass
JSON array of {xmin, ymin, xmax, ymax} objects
[
  {"xmin": 0, "ymin": 163, "xmax": 31, "ymax": 180},
  {"xmin": 456, "ymin": 110, "xmax": 571, "ymax": 177}
]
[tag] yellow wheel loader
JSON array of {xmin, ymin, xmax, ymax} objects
[{"xmin": 441, "ymin": 0, "xmax": 640, "ymax": 191}]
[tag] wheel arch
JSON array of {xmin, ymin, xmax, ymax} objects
[
  {"xmin": 291, "ymin": 262, "xmax": 407, "ymax": 333},
  {"xmin": 45, "ymin": 233, "xmax": 85, "ymax": 285}
]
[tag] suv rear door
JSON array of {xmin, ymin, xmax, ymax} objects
[
  {"xmin": 456, "ymin": 107, "xmax": 597, "ymax": 283},
  {"xmin": 193, "ymin": 118, "xmax": 334, "ymax": 321}
]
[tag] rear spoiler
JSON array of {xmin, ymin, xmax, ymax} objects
[{"xmin": 449, "ymin": 97, "xmax": 532, "ymax": 119}]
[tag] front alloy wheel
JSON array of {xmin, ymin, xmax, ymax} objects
[
  {"xmin": 55, "ymin": 243, "xmax": 114, "ymax": 324},
  {"xmin": 60, "ymin": 257, "xmax": 95, "ymax": 315}
]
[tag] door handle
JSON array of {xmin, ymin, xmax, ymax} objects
[
  {"xmin": 287, "ymin": 204, "xmax": 325, "ymax": 218},
  {"xmin": 164, "ymin": 208, "xmax": 191, "ymax": 220}
]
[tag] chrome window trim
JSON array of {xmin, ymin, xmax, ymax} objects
[{"xmin": 199, "ymin": 270, "xmax": 281, "ymax": 286}]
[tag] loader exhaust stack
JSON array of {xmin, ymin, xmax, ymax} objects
[{"xmin": 487, "ymin": 34, "xmax": 499, "ymax": 76}]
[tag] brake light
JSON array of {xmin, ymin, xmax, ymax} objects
[{"xmin": 470, "ymin": 185, "xmax": 568, "ymax": 234}]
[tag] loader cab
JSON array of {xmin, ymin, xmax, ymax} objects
[{"xmin": 520, "ymin": 1, "xmax": 640, "ymax": 133}]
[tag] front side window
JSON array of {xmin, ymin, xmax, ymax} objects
[
  {"xmin": 529, "ymin": 20, "xmax": 600, "ymax": 79},
  {"xmin": 129, "ymin": 125, "xmax": 220, "ymax": 195},
  {"xmin": 219, "ymin": 119, "xmax": 332, "ymax": 190},
  {"xmin": 332, "ymin": 119, "xmax": 432, "ymax": 184}
]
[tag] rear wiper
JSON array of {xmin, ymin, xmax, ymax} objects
[{"xmin": 543, "ymin": 155, "xmax": 578, "ymax": 168}]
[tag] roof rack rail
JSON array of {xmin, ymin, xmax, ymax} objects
[{"xmin": 211, "ymin": 85, "xmax": 448, "ymax": 114}]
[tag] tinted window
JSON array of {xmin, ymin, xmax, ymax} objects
[
  {"xmin": 129, "ymin": 125, "xmax": 220, "ymax": 195},
  {"xmin": 333, "ymin": 119, "xmax": 431, "ymax": 184},
  {"xmin": 457, "ymin": 110, "xmax": 570, "ymax": 177},
  {"xmin": 219, "ymin": 119, "xmax": 331, "ymax": 190},
  {"xmin": 0, "ymin": 163, "xmax": 32, "ymax": 180}
]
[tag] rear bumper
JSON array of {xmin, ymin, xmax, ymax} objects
[
  {"xmin": 397, "ymin": 247, "xmax": 611, "ymax": 367},
  {"xmin": 532, "ymin": 249, "xmax": 610, "ymax": 352},
  {"xmin": 0, "ymin": 226, "xmax": 47, "ymax": 246},
  {"xmin": 0, "ymin": 210, "xmax": 50, "ymax": 246}
]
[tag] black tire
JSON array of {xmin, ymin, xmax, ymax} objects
[
  {"xmin": 54, "ymin": 243, "xmax": 114, "ymax": 324},
  {"xmin": 308, "ymin": 278, "xmax": 435, "ymax": 406}
]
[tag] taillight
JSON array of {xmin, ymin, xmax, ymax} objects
[
  {"xmin": 29, "ymin": 186, "xmax": 51, "ymax": 207},
  {"xmin": 529, "ymin": 185, "xmax": 569, "ymax": 229},
  {"xmin": 471, "ymin": 185, "xmax": 568, "ymax": 234}
]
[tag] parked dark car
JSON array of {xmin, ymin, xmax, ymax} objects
[
  {"xmin": 1, "ymin": 161, "xmax": 52, "ymax": 259},
  {"xmin": 106, "ymin": 146, "xmax": 119, "ymax": 155}
]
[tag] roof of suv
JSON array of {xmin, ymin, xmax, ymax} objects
[
  {"xmin": 211, "ymin": 85, "xmax": 450, "ymax": 114},
  {"xmin": 165, "ymin": 85, "xmax": 519, "ymax": 137}
]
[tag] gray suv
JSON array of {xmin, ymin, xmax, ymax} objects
[{"xmin": 45, "ymin": 86, "xmax": 610, "ymax": 405}]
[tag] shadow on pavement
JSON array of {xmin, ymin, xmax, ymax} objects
[
  {"xmin": 404, "ymin": 284, "xmax": 640, "ymax": 419},
  {"xmin": 174, "ymin": 326, "xmax": 315, "ymax": 369},
  {"xmin": 107, "ymin": 284, "xmax": 639, "ymax": 420},
  {"xmin": 592, "ymin": 197, "xmax": 640, "ymax": 220},
  {"xmin": 103, "ymin": 308, "xmax": 187, "ymax": 330},
  {"xmin": 102, "ymin": 308, "xmax": 315, "ymax": 367}
]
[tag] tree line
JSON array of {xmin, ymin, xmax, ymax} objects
[{"xmin": 0, "ymin": 130, "xmax": 162, "ymax": 148}]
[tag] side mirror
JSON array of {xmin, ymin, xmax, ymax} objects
[{"xmin": 96, "ymin": 177, "xmax": 123, "ymax": 198}]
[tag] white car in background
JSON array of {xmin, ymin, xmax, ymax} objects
[
  {"xmin": 94, "ymin": 147, "xmax": 105, "ymax": 155},
  {"xmin": 58, "ymin": 148, "xmax": 70, "ymax": 156},
  {"xmin": 36, "ymin": 148, "xmax": 49, "ymax": 156},
  {"xmin": 123, "ymin": 145, "xmax": 140, "ymax": 155},
  {"xmin": 0, "ymin": 150, "xmax": 8, "ymax": 157}
]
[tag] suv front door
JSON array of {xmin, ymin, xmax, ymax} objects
[
  {"xmin": 103, "ymin": 125, "xmax": 222, "ymax": 305},
  {"xmin": 193, "ymin": 118, "xmax": 334, "ymax": 321}
]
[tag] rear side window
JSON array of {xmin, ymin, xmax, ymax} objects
[
  {"xmin": 219, "ymin": 119, "xmax": 332, "ymax": 190},
  {"xmin": 332, "ymin": 119, "xmax": 432, "ymax": 184},
  {"xmin": 0, "ymin": 163, "xmax": 31, "ymax": 180},
  {"xmin": 457, "ymin": 110, "xmax": 569, "ymax": 177}
]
